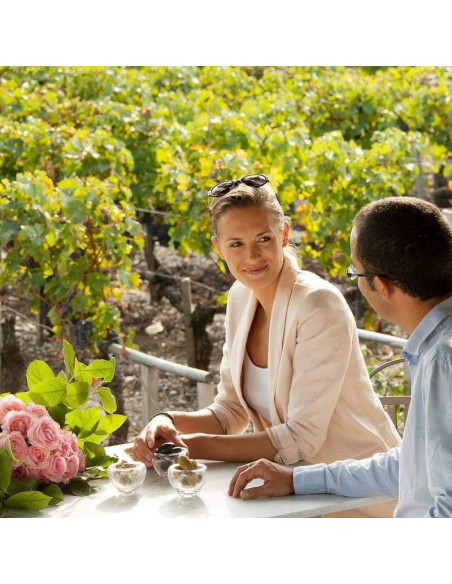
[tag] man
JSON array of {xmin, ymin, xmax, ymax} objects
[{"xmin": 228, "ymin": 196, "xmax": 452, "ymax": 518}]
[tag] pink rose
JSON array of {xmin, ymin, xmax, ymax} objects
[
  {"xmin": 59, "ymin": 437, "xmax": 72, "ymax": 458},
  {"xmin": 28, "ymin": 402, "xmax": 48, "ymax": 418},
  {"xmin": 59, "ymin": 428, "xmax": 79, "ymax": 457},
  {"xmin": 27, "ymin": 416, "xmax": 61, "ymax": 450},
  {"xmin": 29, "ymin": 468, "xmax": 47, "ymax": 483},
  {"xmin": 0, "ymin": 431, "xmax": 29, "ymax": 463},
  {"xmin": 45, "ymin": 453, "xmax": 67, "ymax": 483},
  {"xmin": 27, "ymin": 445, "xmax": 50, "ymax": 469},
  {"xmin": 63, "ymin": 455, "xmax": 80, "ymax": 482},
  {"xmin": 77, "ymin": 449, "xmax": 86, "ymax": 472},
  {"xmin": 61, "ymin": 428, "xmax": 79, "ymax": 454},
  {"xmin": 12, "ymin": 464, "xmax": 27, "ymax": 479},
  {"xmin": 0, "ymin": 395, "xmax": 26, "ymax": 423},
  {"xmin": 2, "ymin": 409, "xmax": 32, "ymax": 437}
]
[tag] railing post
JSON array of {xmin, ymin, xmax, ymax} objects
[
  {"xmin": 181, "ymin": 277, "xmax": 197, "ymax": 369},
  {"xmin": 413, "ymin": 148, "xmax": 425, "ymax": 199},
  {"xmin": 140, "ymin": 364, "xmax": 160, "ymax": 426},
  {"xmin": 196, "ymin": 382, "xmax": 216, "ymax": 409}
]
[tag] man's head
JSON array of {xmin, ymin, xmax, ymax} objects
[{"xmin": 352, "ymin": 196, "xmax": 452, "ymax": 302}]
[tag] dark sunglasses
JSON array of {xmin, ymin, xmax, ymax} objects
[{"xmin": 208, "ymin": 174, "xmax": 280, "ymax": 203}]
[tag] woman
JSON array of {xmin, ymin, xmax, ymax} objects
[{"xmin": 131, "ymin": 174, "xmax": 401, "ymax": 516}]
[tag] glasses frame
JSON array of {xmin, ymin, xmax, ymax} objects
[
  {"xmin": 208, "ymin": 174, "xmax": 281, "ymax": 204},
  {"xmin": 346, "ymin": 263, "xmax": 400, "ymax": 283}
]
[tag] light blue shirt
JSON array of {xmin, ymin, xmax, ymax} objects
[{"xmin": 293, "ymin": 296, "xmax": 452, "ymax": 518}]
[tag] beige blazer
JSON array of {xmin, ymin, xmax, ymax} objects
[{"xmin": 208, "ymin": 257, "xmax": 401, "ymax": 466}]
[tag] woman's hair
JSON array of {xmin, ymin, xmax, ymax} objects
[
  {"xmin": 209, "ymin": 181, "xmax": 300, "ymax": 264},
  {"xmin": 353, "ymin": 196, "xmax": 452, "ymax": 301}
]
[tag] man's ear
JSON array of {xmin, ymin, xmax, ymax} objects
[
  {"xmin": 374, "ymin": 276, "xmax": 396, "ymax": 300},
  {"xmin": 211, "ymin": 236, "xmax": 225, "ymax": 260}
]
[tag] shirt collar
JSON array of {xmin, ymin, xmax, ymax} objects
[{"xmin": 402, "ymin": 296, "xmax": 452, "ymax": 365}]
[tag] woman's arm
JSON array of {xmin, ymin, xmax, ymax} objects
[
  {"xmin": 131, "ymin": 411, "xmax": 278, "ymax": 465},
  {"xmin": 130, "ymin": 409, "xmax": 224, "ymax": 466},
  {"xmin": 267, "ymin": 285, "xmax": 359, "ymax": 464},
  {"xmin": 168, "ymin": 409, "xmax": 225, "ymax": 434},
  {"xmin": 180, "ymin": 430, "xmax": 278, "ymax": 462}
]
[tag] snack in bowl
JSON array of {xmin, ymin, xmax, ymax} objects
[
  {"xmin": 153, "ymin": 442, "xmax": 188, "ymax": 478},
  {"xmin": 167, "ymin": 455, "xmax": 207, "ymax": 497},
  {"xmin": 107, "ymin": 459, "xmax": 146, "ymax": 495}
]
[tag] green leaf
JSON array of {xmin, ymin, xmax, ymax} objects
[
  {"xmin": 41, "ymin": 483, "xmax": 64, "ymax": 505},
  {"xmin": 74, "ymin": 358, "xmax": 85, "ymax": 378},
  {"xmin": 0, "ymin": 450, "xmax": 12, "ymax": 493},
  {"xmin": 88, "ymin": 414, "xmax": 127, "ymax": 444},
  {"xmin": 57, "ymin": 370, "xmax": 68, "ymax": 382},
  {"xmin": 62, "ymin": 339, "xmax": 76, "ymax": 375},
  {"xmin": 26, "ymin": 360, "xmax": 55, "ymax": 389},
  {"xmin": 4, "ymin": 439, "xmax": 19, "ymax": 465},
  {"xmin": 67, "ymin": 407, "xmax": 101, "ymax": 439},
  {"xmin": 84, "ymin": 357, "xmax": 116, "ymax": 382},
  {"xmin": 28, "ymin": 377, "xmax": 67, "ymax": 407},
  {"xmin": 73, "ymin": 358, "xmax": 94, "ymax": 384},
  {"xmin": 98, "ymin": 386, "xmax": 117, "ymax": 413},
  {"xmin": 82, "ymin": 441, "xmax": 117, "ymax": 468},
  {"xmin": 3, "ymin": 490, "xmax": 52, "ymax": 510},
  {"xmin": 65, "ymin": 408, "xmax": 83, "ymax": 433},
  {"xmin": 68, "ymin": 478, "xmax": 92, "ymax": 497},
  {"xmin": 82, "ymin": 440, "xmax": 106, "ymax": 459},
  {"xmin": 7, "ymin": 477, "xmax": 38, "ymax": 495},
  {"xmin": 46, "ymin": 404, "xmax": 67, "ymax": 427},
  {"xmin": 64, "ymin": 381, "xmax": 90, "ymax": 408}
]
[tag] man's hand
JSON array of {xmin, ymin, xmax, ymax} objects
[{"xmin": 228, "ymin": 458, "xmax": 294, "ymax": 500}]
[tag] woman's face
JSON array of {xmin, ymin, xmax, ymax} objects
[{"xmin": 212, "ymin": 205, "xmax": 289, "ymax": 294}]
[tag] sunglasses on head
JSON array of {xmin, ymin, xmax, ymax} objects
[{"xmin": 208, "ymin": 174, "xmax": 276, "ymax": 199}]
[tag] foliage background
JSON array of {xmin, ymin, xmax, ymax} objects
[{"xmin": 1, "ymin": 66, "xmax": 451, "ymax": 349}]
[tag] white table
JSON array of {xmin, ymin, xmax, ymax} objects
[{"xmin": 5, "ymin": 445, "xmax": 392, "ymax": 518}]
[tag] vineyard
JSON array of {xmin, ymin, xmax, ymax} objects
[{"xmin": 1, "ymin": 66, "xmax": 451, "ymax": 369}]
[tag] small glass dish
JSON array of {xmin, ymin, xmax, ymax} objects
[
  {"xmin": 153, "ymin": 443, "xmax": 188, "ymax": 478},
  {"xmin": 107, "ymin": 460, "xmax": 146, "ymax": 495},
  {"xmin": 167, "ymin": 462, "xmax": 207, "ymax": 497}
]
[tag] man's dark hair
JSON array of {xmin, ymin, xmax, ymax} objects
[{"xmin": 353, "ymin": 196, "xmax": 452, "ymax": 301}]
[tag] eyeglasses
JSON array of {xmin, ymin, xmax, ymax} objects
[
  {"xmin": 208, "ymin": 174, "xmax": 280, "ymax": 204},
  {"xmin": 346, "ymin": 264, "xmax": 400, "ymax": 283}
]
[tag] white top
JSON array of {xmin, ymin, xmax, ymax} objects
[{"xmin": 242, "ymin": 351, "xmax": 271, "ymax": 426}]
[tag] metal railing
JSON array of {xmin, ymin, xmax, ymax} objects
[
  {"xmin": 357, "ymin": 329, "xmax": 406, "ymax": 349},
  {"xmin": 108, "ymin": 342, "xmax": 215, "ymax": 426}
]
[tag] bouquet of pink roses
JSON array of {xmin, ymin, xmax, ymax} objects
[
  {"xmin": 0, "ymin": 395, "xmax": 85, "ymax": 484},
  {"xmin": 0, "ymin": 340, "xmax": 126, "ymax": 514}
]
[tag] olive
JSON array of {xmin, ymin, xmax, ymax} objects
[{"xmin": 156, "ymin": 442, "xmax": 176, "ymax": 454}]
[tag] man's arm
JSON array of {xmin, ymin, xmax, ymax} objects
[
  {"xmin": 293, "ymin": 448, "xmax": 400, "ymax": 499},
  {"xmin": 229, "ymin": 448, "xmax": 400, "ymax": 500},
  {"xmin": 424, "ymin": 343, "xmax": 452, "ymax": 517}
]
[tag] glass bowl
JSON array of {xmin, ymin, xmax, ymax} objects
[
  {"xmin": 107, "ymin": 460, "xmax": 146, "ymax": 495},
  {"xmin": 167, "ymin": 462, "xmax": 207, "ymax": 497},
  {"xmin": 153, "ymin": 443, "xmax": 188, "ymax": 478}
]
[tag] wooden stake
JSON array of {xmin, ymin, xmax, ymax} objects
[{"xmin": 181, "ymin": 277, "xmax": 197, "ymax": 368}]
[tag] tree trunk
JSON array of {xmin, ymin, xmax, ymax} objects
[{"xmin": 1, "ymin": 313, "xmax": 26, "ymax": 393}]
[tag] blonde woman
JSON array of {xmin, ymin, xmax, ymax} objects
[{"xmin": 131, "ymin": 174, "xmax": 401, "ymax": 516}]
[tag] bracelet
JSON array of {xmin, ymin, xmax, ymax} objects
[{"xmin": 149, "ymin": 412, "xmax": 175, "ymax": 425}]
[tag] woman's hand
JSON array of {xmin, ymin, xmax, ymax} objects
[
  {"xmin": 228, "ymin": 458, "xmax": 294, "ymax": 499},
  {"xmin": 129, "ymin": 414, "xmax": 188, "ymax": 467}
]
